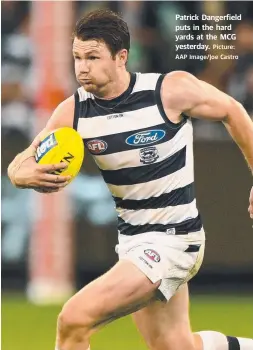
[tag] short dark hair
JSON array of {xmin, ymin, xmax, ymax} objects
[{"xmin": 73, "ymin": 9, "xmax": 130, "ymax": 57}]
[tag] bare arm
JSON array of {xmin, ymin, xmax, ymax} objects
[
  {"xmin": 161, "ymin": 71, "xmax": 253, "ymax": 173},
  {"xmin": 31, "ymin": 95, "xmax": 75, "ymax": 149},
  {"xmin": 8, "ymin": 95, "xmax": 75, "ymax": 190}
]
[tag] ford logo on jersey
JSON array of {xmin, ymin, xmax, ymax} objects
[
  {"xmin": 35, "ymin": 133, "xmax": 57, "ymax": 162},
  {"xmin": 126, "ymin": 129, "xmax": 165, "ymax": 146}
]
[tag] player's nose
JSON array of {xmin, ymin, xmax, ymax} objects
[{"xmin": 79, "ymin": 60, "xmax": 89, "ymax": 73}]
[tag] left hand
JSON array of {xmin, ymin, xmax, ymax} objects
[{"xmin": 248, "ymin": 186, "xmax": 253, "ymax": 219}]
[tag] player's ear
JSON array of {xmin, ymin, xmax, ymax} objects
[{"xmin": 117, "ymin": 49, "xmax": 128, "ymax": 67}]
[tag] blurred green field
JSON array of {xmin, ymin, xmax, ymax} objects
[{"xmin": 2, "ymin": 294, "xmax": 252, "ymax": 350}]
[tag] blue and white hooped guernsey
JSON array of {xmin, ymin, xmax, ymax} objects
[{"xmin": 73, "ymin": 72, "xmax": 202, "ymax": 236}]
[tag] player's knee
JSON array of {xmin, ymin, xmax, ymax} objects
[{"xmin": 57, "ymin": 300, "xmax": 93, "ymax": 339}]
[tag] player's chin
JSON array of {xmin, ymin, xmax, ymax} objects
[{"xmin": 82, "ymin": 82, "xmax": 96, "ymax": 93}]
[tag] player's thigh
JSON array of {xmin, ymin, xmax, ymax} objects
[
  {"xmin": 61, "ymin": 259, "xmax": 160, "ymax": 330},
  {"xmin": 132, "ymin": 283, "xmax": 193, "ymax": 349}
]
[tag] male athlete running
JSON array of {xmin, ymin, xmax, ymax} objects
[{"xmin": 8, "ymin": 9, "xmax": 253, "ymax": 350}]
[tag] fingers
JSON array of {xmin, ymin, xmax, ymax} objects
[
  {"xmin": 42, "ymin": 173, "xmax": 71, "ymax": 183},
  {"xmin": 37, "ymin": 180, "xmax": 70, "ymax": 189},
  {"xmin": 34, "ymin": 187, "xmax": 62, "ymax": 194},
  {"xmin": 39, "ymin": 162, "xmax": 68, "ymax": 172}
]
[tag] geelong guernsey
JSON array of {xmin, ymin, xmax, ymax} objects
[{"xmin": 73, "ymin": 72, "xmax": 202, "ymax": 236}]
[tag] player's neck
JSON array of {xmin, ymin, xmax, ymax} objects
[{"xmin": 95, "ymin": 70, "xmax": 131, "ymax": 100}]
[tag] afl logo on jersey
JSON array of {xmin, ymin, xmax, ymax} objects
[
  {"xmin": 86, "ymin": 139, "xmax": 108, "ymax": 154},
  {"xmin": 126, "ymin": 129, "xmax": 165, "ymax": 146}
]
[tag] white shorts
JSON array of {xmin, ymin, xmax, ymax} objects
[{"xmin": 115, "ymin": 229, "xmax": 205, "ymax": 301}]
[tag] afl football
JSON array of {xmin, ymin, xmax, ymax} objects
[{"xmin": 35, "ymin": 127, "xmax": 84, "ymax": 182}]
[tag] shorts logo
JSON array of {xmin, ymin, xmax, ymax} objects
[
  {"xmin": 126, "ymin": 129, "xmax": 166, "ymax": 146},
  {"xmin": 166, "ymin": 228, "xmax": 176, "ymax": 235},
  {"xmin": 86, "ymin": 139, "xmax": 108, "ymax": 154},
  {"xmin": 140, "ymin": 146, "xmax": 159, "ymax": 164},
  {"xmin": 144, "ymin": 249, "xmax": 161, "ymax": 263},
  {"xmin": 35, "ymin": 134, "xmax": 57, "ymax": 162}
]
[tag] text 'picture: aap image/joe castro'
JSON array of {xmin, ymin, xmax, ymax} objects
[{"xmin": 175, "ymin": 14, "xmax": 241, "ymax": 61}]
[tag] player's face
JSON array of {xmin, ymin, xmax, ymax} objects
[{"xmin": 73, "ymin": 38, "xmax": 123, "ymax": 96}]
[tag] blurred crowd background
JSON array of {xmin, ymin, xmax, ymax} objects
[{"xmin": 2, "ymin": 0, "xmax": 253, "ymax": 298}]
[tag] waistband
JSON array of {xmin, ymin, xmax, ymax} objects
[{"xmin": 118, "ymin": 214, "xmax": 203, "ymax": 236}]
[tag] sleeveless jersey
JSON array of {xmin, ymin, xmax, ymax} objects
[{"xmin": 73, "ymin": 72, "xmax": 202, "ymax": 236}]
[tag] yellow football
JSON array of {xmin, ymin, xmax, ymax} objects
[{"xmin": 35, "ymin": 127, "xmax": 84, "ymax": 182}]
